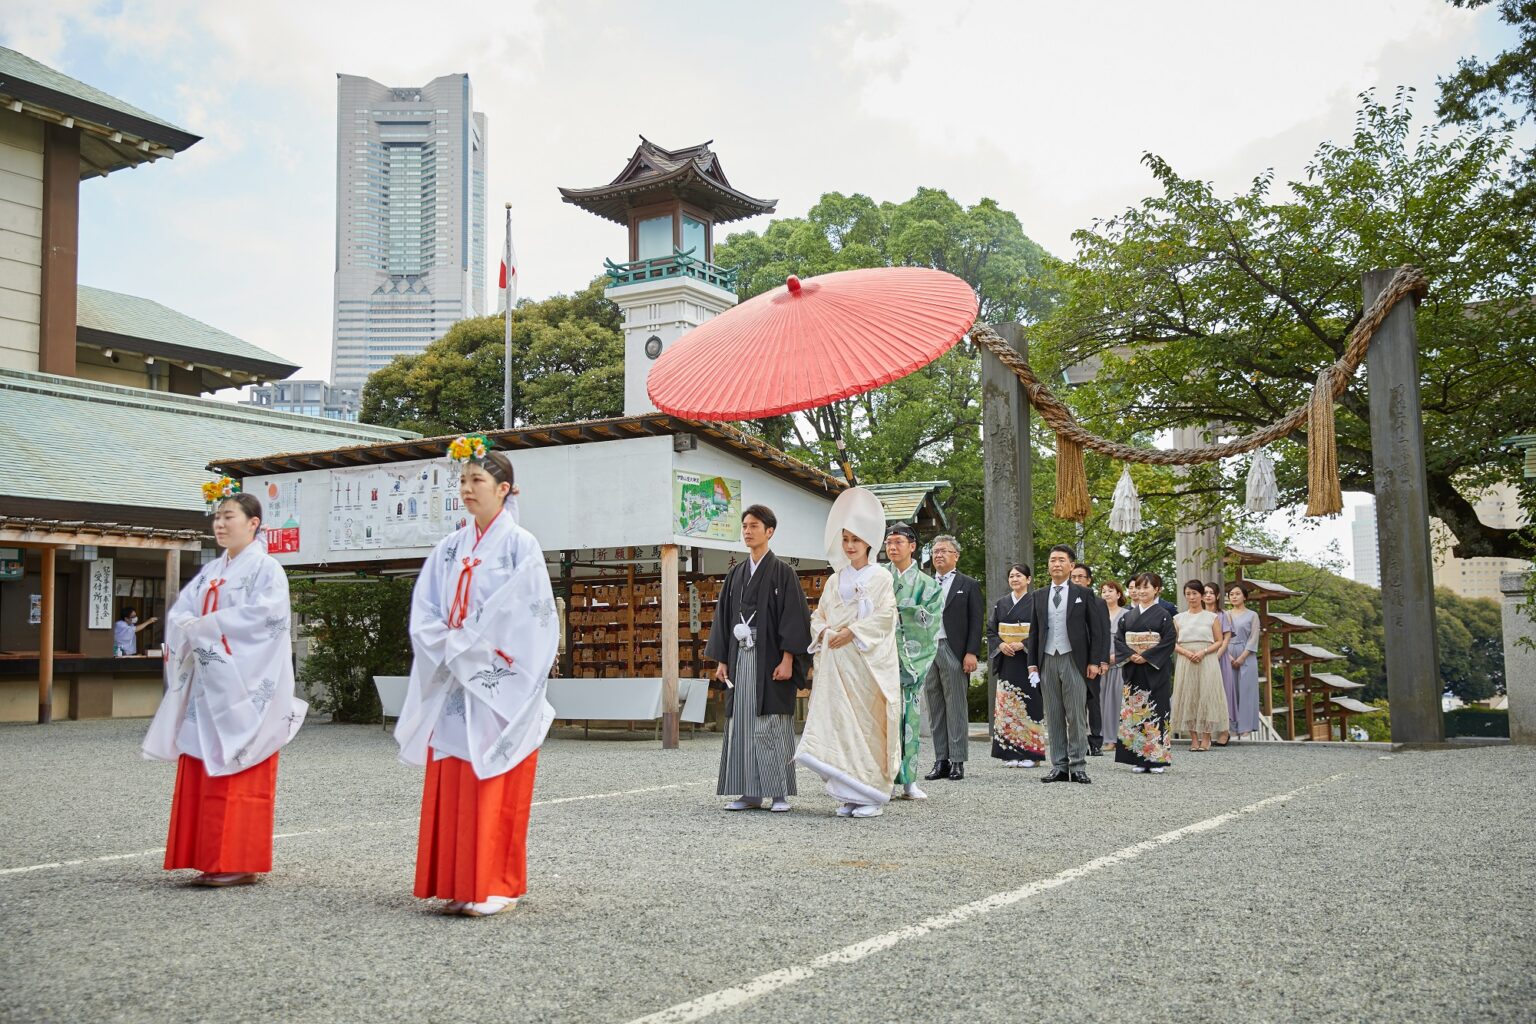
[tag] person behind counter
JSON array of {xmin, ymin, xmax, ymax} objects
[{"xmin": 114, "ymin": 608, "xmax": 158, "ymax": 656}]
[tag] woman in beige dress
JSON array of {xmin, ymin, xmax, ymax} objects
[{"xmin": 1171, "ymin": 579, "xmax": 1228, "ymax": 752}]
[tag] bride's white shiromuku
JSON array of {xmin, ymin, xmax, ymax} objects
[
  {"xmin": 394, "ymin": 507, "xmax": 559, "ymax": 780},
  {"xmin": 142, "ymin": 544, "xmax": 307, "ymax": 776},
  {"xmin": 795, "ymin": 487, "xmax": 901, "ymax": 808}
]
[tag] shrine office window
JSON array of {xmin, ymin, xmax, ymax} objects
[
  {"xmin": 637, "ymin": 215, "xmax": 672, "ymax": 259},
  {"xmin": 682, "ymin": 216, "xmax": 707, "ymax": 260}
]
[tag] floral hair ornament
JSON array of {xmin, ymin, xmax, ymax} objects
[
  {"xmin": 200, "ymin": 475, "xmax": 241, "ymax": 513},
  {"xmin": 447, "ymin": 432, "xmax": 494, "ymax": 465}
]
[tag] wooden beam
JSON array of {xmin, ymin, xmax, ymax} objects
[
  {"xmin": 39, "ymin": 546, "xmax": 56, "ymax": 723},
  {"xmin": 38, "ymin": 124, "xmax": 80, "ymax": 377},
  {"xmin": 0, "ymin": 529, "xmax": 202, "ymax": 551},
  {"xmin": 660, "ymin": 544, "xmax": 680, "ymax": 749}
]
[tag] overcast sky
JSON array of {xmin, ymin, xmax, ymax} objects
[{"xmin": 1, "ymin": 0, "xmax": 1518, "ymax": 572}]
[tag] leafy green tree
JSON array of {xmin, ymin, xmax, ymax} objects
[
  {"xmin": 1438, "ymin": 0, "xmax": 1536, "ymax": 190},
  {"xmin": 294, "ymin": 579, "xmax": 414, "ymax": 723},
  {"xmin": 360, "ymin": 279, "xmax": 623, "ymax": 435},
  {"xmin": 1035, "ymin": 90, "xmax": 1536, "ymax": 562},
  {"xmin": 716, "ymin": 189, "xmax": 1059, "ymax": 578}
]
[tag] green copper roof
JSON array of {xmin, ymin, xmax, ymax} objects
[
  {"xmin": 863, "ymin": 480, "xmax": 950, "ymax": 529},
  {"xmin": 77, "ymin": 285, "xmax": 299, "ymax": 376},
  {"xmin": 0, "ymin": 47, "xmax": 185, "ymax": 132},
  {"xmin": 0, "ymin": 369, "xmax": 414, "ymax": 514}
]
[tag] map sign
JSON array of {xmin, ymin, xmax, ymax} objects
[{"xmin": 673, "ymin": 471, "xmax": 741, "ymax": 541}]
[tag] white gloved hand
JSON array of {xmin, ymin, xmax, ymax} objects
[{"xmin": 1028, "ymin": 670, "xmax": 1041, "ymax": 689}]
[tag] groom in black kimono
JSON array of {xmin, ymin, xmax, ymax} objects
[{"xmin": 705, "ymin": 504, "xmax": 813, "ymax": 812}]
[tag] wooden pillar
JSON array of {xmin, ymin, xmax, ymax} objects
[
  {"xmin": 164, "ymin": 548, "xmax": 181, "ymax": 609},
  {"xmin": 39, "ymin": 125, "xmax": 80, "ymax": 377},
  {"xmin": 981, "ymin": 321, "xmax": 1031, "ymax": 730},
  {"xmin": 1173, "ymin": 426, "xmax": 1222, "ymax": 585},
  {"xmin": 660, "ymin": 544, "xmax": 680, "ymax": 749},
  {"xmin": 38, "ymin": 546, "xmax": 56, "ymax": 723},
  {"xmin": 1363, "ymin": 270, "xmax": 1444, "ymax": 744}
]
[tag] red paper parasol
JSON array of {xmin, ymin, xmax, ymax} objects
[{"xmin": 646, "ymin": 267, "xmax": 978, "ymax": 420}]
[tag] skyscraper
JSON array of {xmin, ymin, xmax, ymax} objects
[
  {"xmin": 1351, "ymin": 500, "xmax": 1380, "ymax": 588},
  {"xmin": 331, "ymin": 74, "xmax": 486, "ymax": 390}
]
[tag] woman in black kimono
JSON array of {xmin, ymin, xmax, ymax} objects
[
  {"xmin": 1114, "ymin": 571, "xmax": 1178, "ymax": 774},
  {"xmin": 987, "ymin": 563, "xmax": 1046, "ymax": 767}
]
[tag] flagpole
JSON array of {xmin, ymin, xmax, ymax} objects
[{"xmin": 502, "ymin": 202, "xmax": 513, "ymax": 430}]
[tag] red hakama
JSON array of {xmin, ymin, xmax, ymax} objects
[
  {"xmin": 163, "ymin": 752, "xmax": 279, "ymax": 873},
  {"xmin": 414, "ymin": 748, "xmax": 538, "ymax": 902}
]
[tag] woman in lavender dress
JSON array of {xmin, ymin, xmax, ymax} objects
[
  {"xmin": 1204, "ymin": 582, "xmax": 1235, "ymax": 745},
  {"xmin": 1224, "ymin": 582, "xmax": 1263, "ymax": 738}
]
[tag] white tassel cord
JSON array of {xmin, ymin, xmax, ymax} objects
[
  {"xmin": 1109, "ymin": 466, "xmax": 1143, "ymax": 533},
  {"xmin": 1246, "ymin": 448, "xmax": 1278, "ymax": 513}
]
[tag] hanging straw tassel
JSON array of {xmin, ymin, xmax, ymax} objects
[
  {"xmin": 1109, "ymin": 466, "xmax": 1142, "ymax": 533},
  {"xmin": 1054, "ymin": 433, "xmax": 1092, "ymax": 522},
  {"xmin": 1305, "ymin": 369, "xmax": 1342, "ymax": 517},
  {"xmin": 1245, "ymin": 448, "xmax": 1278, "ymax": 513}
]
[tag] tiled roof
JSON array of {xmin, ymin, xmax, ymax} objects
[
  {"xmin": 0, "ymin": 47, "xmax": 199, "ymax": 175},
  {"xmin": 0, "ymin": 369, "xmax": 414, "ymax": 514},
  {"xmin": 77, "ymin": 285, "xmax": 299, "ymax": 376}
]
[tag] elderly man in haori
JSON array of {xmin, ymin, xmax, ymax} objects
[
  {"xmin": 795, "ymin": 487, "xmax": 901, "ymax": 818},
  {"xmin": 883, "ymin": 522, "xmax": 942, "ymax": 801},
  {"xmin": 705, "ymin": 504, "xmax": 814, "ymax": 813},
  {"xmin": 142, "ymin": 482, "xmax": 307, "ymax": 888},
  {"xmin": 395, "ymin": 436, "xmax": 559, "ymax": 918}
]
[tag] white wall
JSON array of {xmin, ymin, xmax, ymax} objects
[
  {"xmin": 672, "ymin": 442, "xmax": 835, "ymax": 562},
  {"xmin": 0, "ymin": 110, "xmax": 43, "ymax": 373},
  {"xmin": 247, "ymin": 433, "xmax": 839, "ymax": 570}
]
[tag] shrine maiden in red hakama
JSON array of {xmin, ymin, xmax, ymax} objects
[
  {"xmin": 394, "ymin": 437, "xmax": 558, "ymax": 917},
  {"xmin": 142, "ymin": 483, "xmax": 306, "ymax": 886}
]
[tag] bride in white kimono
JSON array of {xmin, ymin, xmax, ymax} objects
[
  {"xmin": 794, "ymin": 487, "xmax": 901, "ymax": 818},
  {"xmin": 143, "ymin": 489, "xmax": 307, "ymax": 886},
  {"xmin": 394, "ymin": 438, "xmax": 558, "ymax": 918}
]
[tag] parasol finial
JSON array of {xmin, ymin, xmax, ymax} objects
[{"xmin": 786, "ymin": 275, "xmax": 802, "ymax": 294}]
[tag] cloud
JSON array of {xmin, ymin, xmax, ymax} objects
[{"xmin": 2, "ymin": 0, "xmax": 1512, "ymax": 394}]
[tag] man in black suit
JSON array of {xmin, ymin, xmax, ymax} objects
[
  {"xmin": 921, "ymin": 534, "xmax": 984, "ymax": 781},
  {"xmin": 1070, "ymin": 562, "xmax": 1109, "ymax": 756},
  {"xmin": 1027, "ymin": 545, "xmax": 1110, "ymax": 783}
]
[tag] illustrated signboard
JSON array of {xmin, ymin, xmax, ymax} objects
[
  {"xmin": 260, "ymin": 478, "xmax": 302, "ymax": 554},
  {"xmin": 88, "ymin": 558, "xmax": 114, "ymax": 630},
  {"xmin": 327, "ymin": 461, "xmax": 468, "ymax": 552},
  {"xmin": 0, "ymin": 547, "xmax": 21, "ymax": 581},
  {"xmin": 673, "ymin": 471, "xmax": 741, "ymax": 541}
]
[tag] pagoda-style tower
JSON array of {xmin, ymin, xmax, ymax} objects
[{"xmin": 560, "ymin": 137, "xmax": 775, "ymax": 414}]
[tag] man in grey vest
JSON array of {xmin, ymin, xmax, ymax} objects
[
  {"xmin": 921, "ymin": 535, "xmax": 984, "ymax": 781},
  {"xmin": 1025, "ymin": 545, "xmax": 1110, "ymax": 783}
]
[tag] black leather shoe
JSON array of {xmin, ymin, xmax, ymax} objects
[
  {"xmin": 948, "ymin": 762, "xmax": 965, "ymax": 781},
  {"xmin": 1069, "ymin": 771, "xmax": 1092, "ymax": 784},
  {"xmin": 923, "ymin": 760, "xmax": 951, "ymax": 781},
  {"xmin": 1041, "ymin": 770, "xmax": 1068, "ymax": 783},
  {"xmin": 1088, "ymin": 746, "xmax": 1104, "ymax": 757}
]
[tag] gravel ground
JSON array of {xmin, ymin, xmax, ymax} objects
[{"xmin": 1, "ymin": 720, "xmax": 1532, "ymax": 1024}]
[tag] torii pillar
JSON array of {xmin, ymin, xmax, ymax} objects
[{"xmin": 1364, "ymin": 269, "xmax": 1443, "ymax": 744}]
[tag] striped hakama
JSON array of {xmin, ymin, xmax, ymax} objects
[{"xmin": 716, "ymin": 630, "xmax": 797, "ymax": 798}]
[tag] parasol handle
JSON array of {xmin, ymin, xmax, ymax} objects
[{"xmin": 827, "ymin": 402, "xmax": 858, "ymax": 486}]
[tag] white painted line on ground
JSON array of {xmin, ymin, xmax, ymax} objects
[
  {"xmin": 0, "ymin": 779, "xmax": 711, "ymax": 877},
  {"xmin": 623, "ymin": 773, "xmax": 1348, "ymax": 1024}
]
